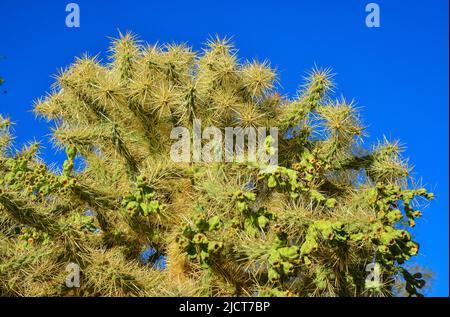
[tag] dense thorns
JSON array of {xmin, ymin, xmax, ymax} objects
[{"xmin": 0, "ymin": 33, "xmax": 433, "ymax": 296}]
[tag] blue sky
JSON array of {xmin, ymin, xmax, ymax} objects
[{"xmin": 0, "ymin": 0, "xmax": 448, "ymax": 296}]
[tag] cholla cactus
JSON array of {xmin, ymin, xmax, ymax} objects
[{"xmin": 0, "ymin": 32, "xmax": 433, "ymax": 297}]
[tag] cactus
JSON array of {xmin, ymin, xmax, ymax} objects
[{"xmin": 0, "ymin": 33, "xmax": 434, "ymax": 297}]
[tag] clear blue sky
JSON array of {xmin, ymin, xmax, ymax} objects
[{"xmin": 0, "ymin": 0, "xmax": 448, "ymax": 296}]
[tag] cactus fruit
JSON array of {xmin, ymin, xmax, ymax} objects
[{"xmin": 176, "ymin": 212, "xmax": 223, "ymax": 268}]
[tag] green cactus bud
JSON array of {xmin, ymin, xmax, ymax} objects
[
  {"xmin": 416, "ymin": 188, "xmax": 427, "ymax": 195},
  {"xmin": 268, "ymin": 250, "xmax": 281, "ymax": 264},
  {"xmin": 281, "ymin": 261, "xmax": 295, "ymax": 275},
  {"xmin": 350, "ymin": 232, "xmax": 364, "ymax": 242},
  {"xmin": 278, "ymin": 246, "xmax": 299, "ymax": 261},
  {"xmin": 377, "ymin": 245, "xmax": 389, "ymax": 254},
  {"xmin": 181, "ymin": 225, "xmax": 194, "ymax": 237},
  {"xmin": 133, "ymin": 191, "xmax": 143, "ymax": 202},
  {"xmin": 140, "ymin": 202, "xmax": 148, "ymax": 214},
  {"xmin": 397, "ymin": 230, "xmax": 410, "ymax": 240},
  {"xmin": 194, "ymin": 215, "xmax": 209, "ymax": 232},
  {"xmin": 304, "ymin": 173, "xmax": 313, "ymax": 182},
  {"xmin": 426, "ymin": 192, "xmax": 434, "ymax": 200},
  {"xmin": 300, "ymin": 238, "xmax": 318, "ymax": 255},
  {"xmin": 303, "ymin": 256, "xmax": 312, "ymax": 267},
  {"xmin": 316, "ymin": 279, "xmax": 327, "ymax": 290},
  {"xmin": 136, "ymin": 175, "xmax": 147, "ymax": 183},
  {"xmin": 66, "ymin": 144, "xmax": 77, "ymax": 159},
  {"xmin": 289, "ymin": 192, "xmax": 299, "ymax": 199},
  {"xmin": 331, "ymin": 221, "xmax": 345, "ymax": 231},
  {"xmin": 207, "ymin": 241, "xmax": 223, "ymax": 253},
  {"xmin": 272, "ymin": 260, "xmax": 282, "ymax": 269},
  {"xmin": 126, "ymin": 201, "xmax": 139, "ymax": 212},
  {"xmin": 268, "ymin": 268, "xmax": 280, "ymax": 282},
  {"xmin": 179, "ymin": 238, "xmax": 190, "ymax": 249},
  {"xmin": 229, "ymin": 216, "xmax": 241, "ymax": 228},
  {"xmin": 380, "ymin": 232, "xmax": 396, "ymax": 246},
  {"xmin": 233, "ymin": 191, "xmax": 244, "ymax": 200},
  {"xmin": 310, "ymin": 189, "xmax": 325, "ymax": 202},
  {"xmin": 407, "ymin": 241, "xmax": 419, "ymax": 256},
  {"xmin": 244, "ymin": 218, "xmax": 258, "ymax": 236},
  {"xmin": 257, "ymin": 215, "xmax": 269, "ymax": 229},
  {"xmin": 386, "ymin": 209, "xmax": 403, "ymax": 223},
  {"xmin": 373, "ymin": 223, "xmax": 384, "ymax": 236},
  {"xmin": 208, "ymin": 216, "xmax": 221, "ymax": 231},
  {"xmin": 147, "ymin": 200, "xmax": 161, "ymax": 213},
  {"xmin": 192, "ymin": 233, "xmax": 208, "ymax": 244},
  {"xmin": 144, "ymin": 191, "xmax": 156, "ymax": 200},
  {"xmin": 267, "ymin": 175, "xmax": 277, "ymax": 188},
  {"xmin": 325, "ymin": 198, "xmax": 336, "ymax": 208},
  {"xmin": 244, "ymin": 192, "xmax": 256, "ymax": 201},
  {"xmin": 268, "ymin": 288, "xmax": 293, "ymax": 297},
  {"xmin": 200, "ymin": 250, "xmax": 210, "ymax": 267},
  {"xmin": 315, "ymin": 221, "xmax": 334, "ymax": 240},
  {"xmin": 62, "ymin": 160, "xmax": 74, "ymax": 176},
  {"xmin": 236, "ymin": 201, "xmax": 247, "ymax": 213}
]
